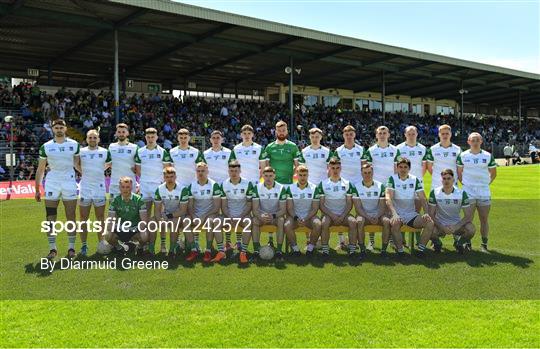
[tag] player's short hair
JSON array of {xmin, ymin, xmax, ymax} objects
[
  {"xmin": 163, "ymin": 166, "xmax": 176, "ymax": 175},
  {"xmin": 119, "ymin": 176, "xmax": 133, "ymax": 185},
  {"xmin": 468, "ymin": 132, "xmax": 483, "ymax": 141},
  {"xmin": 52, "ymin": 119, "xmax": 66, "ymax": 127},
  {"xmin": 376, "ymin": 126, "xmax": 389, "ymax": 134},
  {"xmin": 262, "ymin": 166, "xmax": 275, "ymax": 174},
  {"xmin": 361, "ymin": 163, "xmax": 373, "ymax": 172},
  {"xmin": 116, "ymin": 123, "xmax": 129, "ymax": 130},
  {"xmin": 211, "ymin": 130, "xmax": 223, "ymax": 137},
  {"xmin": 145, "ymin": 128, "xmax": 157, "ymax": 135},
  {"xmin": 328, "ymin": 157, "xmax": 341, "ymax": 166},
  {"xmin": 342, "ymin": 125, "xmax": 355, "ymax": 133},
  {"xmin": 86, "ymin": 129, "xmax": 99, "ymax": 137},
  {"xmin": 439, "ymin": 124, "xmax": 452, "ymax": 132},
  {"xmin": 241, "ymin": 125, "xmax": 254, "ymax": 133},
  {"xmin": 440, "ymin": 168, "xmax": 454, "ymax": 177},
  {"xmin": 309, "ymin": 128, "xmax": 323, "ymax": 136},
  {"xmin": 396, "ymin": 157, "xmax": 411, "ymax": 168},
  {"xmin": 405, "ymin": 125, "xmax": 417, "ymax": 133},
  {"xmin": 296, "ymin": 164, "xmax": 309, "ymax": 173},
  {"xmin": 177, "ymin": 128, "xmax": 190, "ymax": 136},
  {"xmin": 196, "ymin": 162, "xmax": 208, "ymax": 169},
  {"xmin": 275, "ymin": 121, "xmax": 287, "ymax": 128},
  {"xmin": 228, "ymin": 160, "xmax": 241, "ymax": 168}
]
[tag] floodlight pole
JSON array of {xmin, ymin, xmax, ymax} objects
[
  {"xmin": 289, "ymin": 56, "xmax": 294, "ymax": 139},
  {"xmin": 114, "ymin": 29, "xmax": 120, "ymax": 125},
  {"xmin": 9, "ymin": 118, "xmax": 14, "ymax": 184},
  {"xmin": 381, "ymin": 70, "xmax": 386, "ymax": 123}
]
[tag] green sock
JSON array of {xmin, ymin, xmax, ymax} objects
[
  {"xmin": 217, "ymin": 242, "xmax": 224, "ymax": 252},
  {"xmin": 415, "ymin": 232, "xmax": 421, "ymax": 244},
  {"xmin": 277, "ymin": 243, "xmax": 283, "ymax": 252},
  {"xmin": 169, "ymin": 241, "xmax": 178, "ymax": 251},
  {"xmin": 226, "ymin": 233, "xmax": 231, "ymax": 243},
  {"xmin": 236, "ymin": 232, "xmax": 242, "ymax": 244},
  {"xmin": 148, "ymin": 243, "xmax": 155, "ymax": 253},
  {"xmin": 253, "ymin": 242, "xmax": 261, "ymax": 252},
  {"xmin": 382, "ymin": 243, "xmax": 388, "ymax": 252},
  {"xmin": 206, "ymin": 240, "xmax": 213, "ymax": 252},
  {"xmin": 359, "ymin": 244, "xmax": 366, "ymax": 252},
  {"xmin": 482, "ymin": 237, "xmax": 488, "ymax": 245},
  {"xmin": 241, "ymin": 243, "xmax": 248, "ymax": 252}
]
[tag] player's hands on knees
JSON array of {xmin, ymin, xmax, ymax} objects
[
  {"xmin": 422, "ymin": 213, "xmax": 432, "ymax": 223},
  {"xmin": 390, "ymin": 215, "xmax": 401, "ymax": 225},
  {"xmin": 368, "ymin": 216, "xmax": 378, "ymax": 225}
]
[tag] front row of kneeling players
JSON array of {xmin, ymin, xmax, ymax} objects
[{"xmin": 103, "ymin": 156, "xmax": 475, "ymax": 263}]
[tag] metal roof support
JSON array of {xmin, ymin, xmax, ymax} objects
[
  {"xmin": 289, "ymin": 56, "xmax": 294, "ymax": 136},
  {"xmin": 381, "ymin": 70, "xmax": 385, "ymax": 122}
]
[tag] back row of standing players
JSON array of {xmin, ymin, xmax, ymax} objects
[{"xmin": 35, "ymin": 119, "xmax": 496, "ymax": 259}]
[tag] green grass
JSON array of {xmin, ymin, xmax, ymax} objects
[{"xmin": 1, "ymin": 165, "xmax": 539, "ymax": 347}]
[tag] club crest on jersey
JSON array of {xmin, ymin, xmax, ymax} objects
[
  {"xmin": 452, "ymin": 152, "xmax": 457, "ymax": 156},
  {"xmin": 356, "ymin": 151, "xmax": 361, "ymax": 156},
  {"xmin": 240, "ymin": 189, "xmax": 245, "ymax": 193},
  {"xmin": 409, "ymin": 183, "xmax": 414, "ymax": 188},
  {"xmin": 190, "ymin": 154, "xmax": 194, "ymax": 158},
  {"xmin": 127, "ymin": 150, "xmax": 132, "ymax": 154},
  {"xmin": 453, "ymin": 199, "xmax": 459, "ymax": 204},
  {"xmin": 482, "ymin": 159, "xmax": 487, "ymax": 163}
]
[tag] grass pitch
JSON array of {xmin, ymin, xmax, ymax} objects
[{"xmin": 1, "ymin": 165, "xmax": 539, "ymax": 347}]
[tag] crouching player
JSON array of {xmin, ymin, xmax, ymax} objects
[
  {"xmin": 428, "ymin": 169, "xmax": 475, "ymax": 254},
  {"xmin": 386, "ymin": 157, "xmax": 434, "ymax": 258},
  {"xmin": 104, "ymin": 177, "xmax": 148, "ymax": 254},
  {"xmin": 221, "ymin": 160, "xmax": 254, "ymax": 264},
  {"xmin": 353, "ymin": 163, "xmax": 390, "ymax": 259},
  {"xmin": 251, "ymin": 167, "xmax": 288, "ymax": 262},
  {"xmin": 184, "ymin": 162, "xmax": 223, "ymax": 263},
  {"xmin": 284, "ymin": 165, "xmax": 322, "ymax": 257},
  {"xmin": 154, "ymin": 167, "xmax": 189, "ymax": 259},
  {"xmin": 319, "ymin": 157, "xmax": 358, "ymax": 260}
]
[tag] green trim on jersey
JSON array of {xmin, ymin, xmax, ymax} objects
[
  {"xmin": 488, "ymin": 154, "xmax": 497, "ymax": 168},
  {"xmin": 246, "ymin": 182, "xmax": 257, "ymax": 198},
  {"xmin": 39, "ymin": 144, "xmax": 46, "ymax": 159},
  {"xmin": 105, "ymin": 149, "xmax": 112, "ymax": 163},
  {"xmin": 394, "ymin": 148, "xmax": 401, "ymax": 162},
  {"xmin": 428, "ymin": 189, "xmax": 437, "ymax": 205},
  {"xmin": 163, "ymin": 149, "xmax": 172, "ymax": 163},
  {"xmin": 386, "ymin": 176, "xmax": 395, "ymax": 189},
  {"xmin": 415, "ymin": 177, "xmax": 422, "ymax": 191},
  {"xmin": 278, "ymin": 186, "xmax": 288, "ymax": 201},
  {"xmin": 425, "ymin": 148, "xmax": 434, "ymax": 162},
  {"xmin": 134, "ymin": 148, "xmax": 141, "ymax": 164},
  {"xmin": 456, "ymin": 153, "xmax": 463, "ymax": 166},
  {"xmin": 462, "ymin": 191, "xmax": 470, "ymax": 207},
  {"xmin": 363, "ymin": 148, "xmax": 372, "ymax": 163},
  {"xmin": 154, "ymin": 187, "xmax": 162, "ymax": 201},
  {"xmin": 212, "ymin": 182, "xmax": 223, "ymax": 197},
  {"xmin": 228, "ymin": 150, "xmax": 237, "ymax": 163}
]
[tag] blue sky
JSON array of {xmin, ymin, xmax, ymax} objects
[{"xmin": 177, "ymin": 0, "xmax": 540, "ymax": 74}]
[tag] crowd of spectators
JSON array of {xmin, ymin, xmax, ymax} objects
[{"xmin": 0, "ymin": 82, "xmax": 538, "ymax": 180}]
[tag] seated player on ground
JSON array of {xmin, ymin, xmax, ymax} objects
[
  {"xmin": 251, "ymin": 166, "xmax": 288, "ymax": 262},
  {"xmin": 220, "ymin": 160, "xmax": 254, "ymax": 264},
  {"xmin": 104, "ymin": 177, "xmax": 148, "ymax": 254},
  {"xmin": 386, "ymin": 157, "xmax": 434, "ymax": 258},
  {"xmin": 184, "ymin": 162, "xmax": 223, "ymax": 263},
  {"xmin": 352, "ymin": 163, "xmax": 390, "ymax": 259},
  {"xmin": 284, "ymin": 165, "xmax": 322, "ymax": 257},
  {"xmin": 428, "ymin": 168, "xmax": 475, "ymax": 254},
  {"xmin": 319, "ymin": 157, "xmax": 359, "ymax": 260},
  {"xmin": 154, "ymin": 166, "xmax": 189, "ymax": 259}
]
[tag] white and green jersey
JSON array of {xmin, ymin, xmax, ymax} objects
[
  {"xmin": 428, "ymin": 186, "xmax": 469, "ymax": 226},
  {"xmin": 204, "ymin": 147, "xmax": 235, "ymax": 184},
  {"xmin": 79, "ymin": 146, "xmax": 111, "ymax": 186},
  {"xmin": 427, "ymin": 143, "xmax": 461, "ymax": 188},
  {"xmin": 232, "ymin": 142, "xmax": 263, "ymax": 184},
  {"xmin": 353, "ymin": 180, "xmax": 385, "ymax": 217},
  {"xmin": 334, "ymin": 143, "xmax": 365, "ymax": 184},
  {"xmin": 287, "ymin": 182, "xmax": 321, "ymax": 219},
  {"xmin": 364, "ymin": 144, "xmax": 400, "ymax": 184},
  {"xmin": 397, "ymin": 142, "xmax": 428, "ymax": 180},
  {"xmin": 154, "ymin": 183, "xmax": 189, "ymax": 215},
  {"xmin": 457, "ymin": 149, "xmax": 496, "ymax": 187},
  {"xmin": 108, "ymin": 142, "xmax": 138, "ymax": 185},
  {"xmin": 186, "ymin": 179, "xmax": 223, "ymax": 217},
  {"xmin": 318, "ymin": 177, "xmax": 357, "ymax": 216},
  {"xmin": 169, "ymin": 146, "xmax": 205, "ymax": 187},
  {"xmin": 251, "ymin": 182, "xmax": 288, "ymax": 214},
  {"xmin": 39, "ymin": 138, "xmax": 80, "ymax": 181},
  {"xmin": 386, "ymin": 174, "xmax": 423, "ymax": 221},
  {"xmin": 221, "ymin": 177, "xmax": 254, "ymax": 217},
  {"xmin": 299, "ymin": 145, "xmax": 331, "ymax": 185},
  {"xmin": 134, "ymin": 145, "xmax": 171, "ymax": 183}
]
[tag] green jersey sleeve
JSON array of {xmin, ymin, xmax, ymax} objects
[
  {"xmin": 196, "ymin": 150, "xmax": 205, "ymax": 163},
  {"xmin": 292, "ymin": 144, "xmax": 301, "ymax": 160},
  {"xmin": 421, "ymin": 148, "xmax": 429, "ymax": 161},
  {"xmin": 386, "ymin": 176, "xmax": 395, "ymax": 190},
  {"xmin": 162, "ymin": 149, "xmax": 172, "ymax": 163},
  {"xmin": 414, "ymin": 177, "xmax": 423, "ymax": 192},
  {"xmin": 75, "ymin": 143, "xmax": 80, "ymax": 155},
  {"xmin": 246, "ymin": 182, "xmax": 254, "ymax": 199},
  {"xmin": 108, "ymin": 196, "xmax": 118, "ymax": 213},
  {"xmin": 260, "ymin": 145, "xmax": 269, "ymax": 161},
  {"xmin": 347, "ymin": 182, "xmax": 358, "ymax": 197},
  {"xmin": 212, "ymin": 183, "xmax": 223, "ymax": 197},
  {"xmin": 105, "ymin": 149, "xmax": 112, "ymax": 163},
  {"xmin": 134, "ymin": 148, "xmax": 141, "ymax": 164},
  {"xmin": 394, "ymin": 148, "xmax": 401, "ymax": 162},
  {"xmin": 180, "ymin": 187, "xmax": 190, "ymax": 202},
  {"xmin": 313, "ymin": 185, "xmax": 321, "ymax": 200},
  {"xmin": 298, "ymin": 151, "xmax": 306, "ymax": 164},
  {"xmin": 316, "ymin": 182, "xmax": 325, "ymax": 197},
  {"xmin": 136, "ymin": 195, "xmax": 146, "ymax": 212},
  {"xmin": 39, "ymin": 144, "xmax": 47, "ymax": 159},
  {"xmin": 379, "ymin": 184, "xmax": 386, "ymax": 198},
  {"xmin": 154, "ymin": 188, "xmax": 162, "ymax": 202},
  {"xmin": 278, "ymin": 186, "xmax": 288, "ymax": 201},
  {"xmin": 327, "ymin": 149, "xmax": 337, "ymax": 162},
  {"xmin": 425, "ymin": 148, "xmax": 434, "ymax": 162},
  {"xmin": 228, "ymin": 151, "xmax": 236, "ymax": 163},
  {"xmin": 456, "ymin": 153, "xmax": 464, "ymax": 166},
  {"xmin": 250, "ymin": 184, "xmax": 259, "ymax": 199},
  {"xmin": 488, "ymin": 154, "xmax": 496, "ymax": 168},
  {"xmin": 362, "ymin": 148, "xmax": 373, "ymax": 163},
  {"xmin": 428, "ymin": 189, "xmax": 437, "ymax": 206},
  {"xmin": 461, "ymin": 191, "xmax": 470, "ymax": 207},
  {"xmin": 186, "ymin": 184, "xmax": 193, "ymax": 198}
]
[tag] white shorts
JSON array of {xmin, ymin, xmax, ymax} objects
[
  {"xmin": 79, "ymin": 182, "xmax": 107, "ymax": 207},
  {"xmin": 463, "ymin": 185, "xmax": 491, "ymax": 206},
  {"xmin": 140, "ymin": 182, "xmax": 160, "ymax": 202},
  {"xmin": 44, "ymin": 179, "xmax": 78, "ymax": 201}
]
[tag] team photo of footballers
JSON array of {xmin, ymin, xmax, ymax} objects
[{"xmin": 34, "ymin": 119, "xmax": 498, "ymax": 264}]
